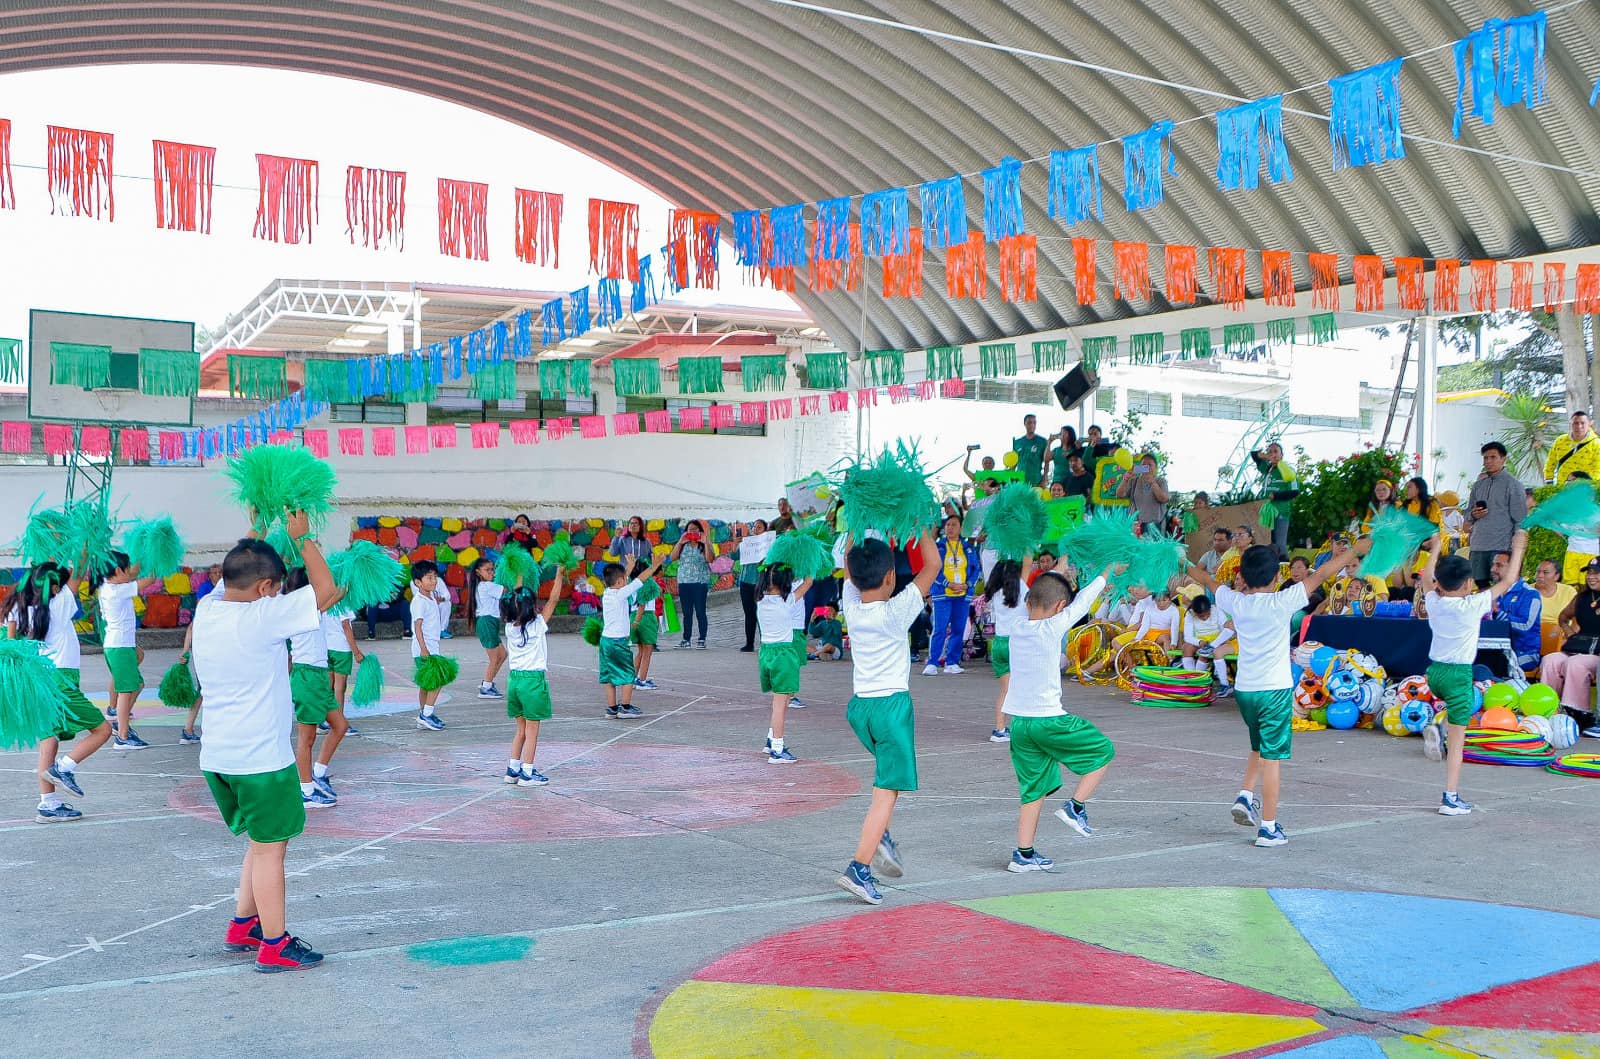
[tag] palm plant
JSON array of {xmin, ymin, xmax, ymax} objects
[{"xmin": 1495, "ymin": 392, "xmax": 1557, "ymax": 480}]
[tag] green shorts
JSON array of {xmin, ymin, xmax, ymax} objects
[
  {"xmin": 327, "ymin": 650, "xmax": 354, "ymax": 676},
  {"xmin": 1007, "ymin": 713, "xmax": 1115, "ymax": 804},
  {"xmin": 759, "ymin": 640, "xmax": 801, "ymax": 695},
  {"xmin": 53, "ymin": 668, "xmax": 107, "ymax": 740},
  {"xmin": 846, "ymin": 691, "xmax": 918, "ymax": 792},
  {"xmin": 290, "ymin": 664, "xmax": 337, "ymax": 725},
  {"xmin": 631, "ymin": 614, "xmax": 659, "ymax": 647},
  {"xmin": 507, "ymin": 670, "xmax": 552, "ymax": 720},
  {"xmin": 476, "ymin": 616, "xmax": 502, "ymax": 650},
  {"xmin": 104, "ymin": 646, "xmax": 143, "ymax": 693},
  {"xmin": 598, "ymin": 636, "xmax": 635, "ymax": 686},
  {"xmin": 990, "ymin": 635, "xmax": 1011, "ymax": 678},
  {"xmin": 1235, "ymin": 688, "xmax": 1294, "ymax": 761},
  {"xmin": 1426, "ymin": 661, "xmax": 1476, "ymax": 726},
  {"xmin": 204, "ymin": 764, "xmax": 305, "ymax": 843},
  {"xmin": 792, "ymin": 630, "xmax": 808, "ymax": 668}
]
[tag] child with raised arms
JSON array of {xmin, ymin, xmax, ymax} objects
[
  {"xmin": 467, "ymin": 556, "xmax": 507, "ymax": 700},
  {"xmin": 983, "ymin": 558, "xmax": 1029, "ymax": 744},
  {"xmin": 98, "ymin": 552, "xmax": 161, "ymax": 750},
  {"xmin": 835, "ymin": 531, "xmax": 939, "ymax": 905},
  {"xmin": 284, "ymin": 567, "xmax": 348, "ymax": 809},
  {"xmin": 807, "ymin": 606, "xmax": 843, "ymax": 661},
  {"xmin": 1189, "ymin": 544, "xmax": 1352, "ymax": 847},
  {"xmin": 410, "ymin": 560, "xmax": 451, "ymax": 730},
  {"xmin": 4, "ymin": 562, "xmax": 113, "ymax": 821},
  {"xmin": 599, "ymin": 551, "xmax": 665, "ymax": 718},
  {"xmin": 786, "ymin": 563, "xmax": 815, "ymax": 709},
  {"xmin": 502, "ymin": 564, "xmax": 566, "ymax": 788},
  {"xmin": 194, "ymin": 510, "xmax": 340, "ymax": 971},
  {"xmin": 757, "ymin": 563, "xmax": 812, "ymax": 763},
  {"xmin": 1418, "ymin": 529, "xmax": 1527, "ymax": 816},
  {"xmin": 1001, "ymin": 557, "xmax": 1123, "ymax": 873},
  {"xmin": 630, "ymin": 559, "xmax": 662, "ymax": 692}
]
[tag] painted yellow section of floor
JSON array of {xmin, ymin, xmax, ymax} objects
[
  {"xmin": 649, "ymin": 981, "xmax": 1325, "ymax": 1058},
  {"xmin": 1423, "ymin": 1025, "xmax": 1600, "ymax": 1058}
]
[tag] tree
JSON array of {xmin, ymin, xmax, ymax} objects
[{"xmin": 1494, "ymin": 391, "xmax": 1557, "ymax": 481}]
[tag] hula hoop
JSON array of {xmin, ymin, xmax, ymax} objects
[{"xmin": 1545, "ymin": 753, "xmax": 1600, "ymax": 778}]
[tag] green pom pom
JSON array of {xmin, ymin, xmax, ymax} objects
[
  {"xmin": 158, "ymin": 661, "xmax": 198, "ymax": 709},
  {"xmin": 17, "ymin": 501, "xmax": 77, "ymax": 569},
  {"xmin": 973, "ymin": 483, "xmax": 1048, "ymax": 561},
  {"xmin": 328, "ymin": 540, "xmax": 405, "ymax": 613},
  {"xmin": 124, "ymin": 517, "xmax": 187, "ymax": 579},
  {"xmin": 1521, "ymin": 481, "xmax": 1600, "ymax": 537},
  {"xmin": 541, "ymin": 536, "xmax": 576, "ymax": 573},
  {"xmin": 1058, "ymin": 509, "xmax": 1184, "ymax": 600},
  {"xmin": 581, "ymin": 615, "xmax": 603, "ymax": 646},
  {"xmin": 68, "ymin": 501, "xmax": 120, "ymax": 579},
  {"xmin": 765, "ymin": 530, "xmax": 835, "ymax": 581},
  {"xmin": 837, "ymin": 442, "xmax": 941, "ymax": 545},
  {"xmin": 223, "ymin": 444, "xmax": 338, "ymax": 536},
  {"xmin": 1358, "ymin": 506, "xmax": 1442, "ymax": 578},
  {"xmin": 352, "ymin": 654, "xmax": 385, "ymax": 707},
  {"xmin": 0, "ymin": 639, "xmax": 67, "ymax": 750},
  {"xmin": 494, "ymin": 543, "xmax": 540, "ymax": 589},
  {"xmin": 265, "ymin": 524, "xmax": 300, "ymax": 566},
  {"xmin": 414, "ymin": 654, "xmax": 459, "ymax": 691}
]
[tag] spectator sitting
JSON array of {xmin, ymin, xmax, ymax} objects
[
  {"xmin": 1490, "ymin": 550, "xmax": 1542, "ymax": 674},
  {"xmin": 1534, "ymin": 558, "xmax": 1574, "ymax": 654},
  {"xmin": 1538, "ymin": 558, "xmax": 1600, "ymax": 738},
  {"xmin": 1199, "ymin": 528, "xmax": 1230, "ymax": 575},
  {"xmin": 503, "ymin": 513, "xmax": 537, "ymax": 551}
]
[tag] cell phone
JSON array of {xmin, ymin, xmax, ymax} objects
[{"xmin": 966, "ymin": 444, "xmax": 980, "ymax": 451}]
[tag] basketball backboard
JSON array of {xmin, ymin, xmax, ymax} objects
[{"xmin": 27, "ymin": 309, "xmax": 196, "ymax": 426}]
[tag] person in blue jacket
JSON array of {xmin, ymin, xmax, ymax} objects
[
  {"xmin": 923, "ymin": 513, "xmax": 983, "ymax": 676},
  {"xmin": 1490, "ymin": 550, "xmax": 1542, "ymax": 674}
]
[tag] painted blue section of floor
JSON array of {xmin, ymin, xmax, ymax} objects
[
  {"xmin": 1268, "ymin": 889, "xmax": 1600, "ymax": 1012},
  {"xmin": 1272, "ymin": 1038, "xmax": 1385, "ymax": 1059}
]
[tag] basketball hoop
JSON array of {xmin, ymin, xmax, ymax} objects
[{"xmin": 89, "ymin": 387, "xmax": 128, "ymax": 421}]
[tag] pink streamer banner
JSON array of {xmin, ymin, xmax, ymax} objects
[
  {"xmin": 471, "ymin": 422, "xmax": 501, "ymax": 448},
  {"xmin": 678, "ymin": 406, "xmax": 704, "ymax": 430},
  {"xmin": 547, "ymin": 417, "xmax": 574, "ymax": 440},
  {"xmin": 829, "ymin": 391, "xmax": 850, "ymax": 413},
  {"xmin": 799, "ymin": 395, "xmax": 821, "ymax": 416},
  {"xmin": 916, "ymin": 380, "xmax": 936, "ymax": 400},
  {"xmin": 888, "ymin": 385, "xmax": 911, "ymax": 404},
  {"xmin": 406, "ymin": 425, "xmax": 430, "ymax": 453},
  {"xmin": 2, "ymin": 421, "xmax": 31, "ymax": 453},
  {"xmin": 430, "ymin": 424, "xmax": 458, "ymax": 449},
  {"xmin": 941, "ymin": 378, "xmax": 967, "ymax": 397},
  {"xmin": 739, "ymin": 401, "xmax": 766, "ymax": 425},
  {"xmin": 338, "ymin": 428, "xmax": 365, "ymax": 456},
  {"xmin": 579, "ymin": 415, "xmax": 607, "ymax": 438},
  {"xmin": 42, "ymin": 424, "xmax": 73, "ymax": 455},
  {"xmin": 613, "ymin": 413, "xmax": 640, "ymax": 436},
  {"xmin": 509, "ymin": 419, "xmax": 540, "ymax": 445},
  {"xmin": 120, "ymin": 428, "xmax": 150, "ymax": 461},
  {"xmin": 643, "ymin": 410, "xmax": 672, "ymax": 433},
  {"xmin": 768, "ymin": 398, "xmax": 793, "ymax": 420},
  {"xmin": 159, "ymin": 431, "xmax": 184, "ymax": 460},
  {"xmin": 80, "ymin": 426, "xmax": 112, "ymax": 455},
  {"xmin": 269, "ymin": 431, "xmax": 295, "ymax": 445},
  {"xmin": 708, "ymin": 404, "xmax": 734, "ymax": 429},
  {"xmin": 371, "ymin": 426, "xmax": 396, "ymax": 455},
  {"xmin": 856, "ymin": 387, "xmax": 877, "ymax": 408},
  {"xmin": 304, "ymin": 429, "xmax": 330, "ymax": 458}
]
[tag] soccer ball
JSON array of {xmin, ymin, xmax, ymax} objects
[
  {"xmin": 1396, "ymin": 676, "xmax": 1431, "ymax": 703},
  {"xmin": 1326, "ymin": 669, "xmax": 1362, "ymax": 703},
  {"xmin": 1399, "ymin": 700, "xmax": 1432, "ymax": 734},
  {"xmin": 1381, "ymin": 704, "xmax": 1409, "ymax": 736},
  {"xmin": 1355, "ymin": 679, "xmax": 1384, "ymax": 715},
  {"xmin": 1294, "ymin": 674, "xmax": 1330, "ymax": 716}
]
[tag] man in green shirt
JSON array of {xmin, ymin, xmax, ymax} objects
[{"xmin": 1012, "ymin": 414, "xmax": 1049, "ymax": 487}]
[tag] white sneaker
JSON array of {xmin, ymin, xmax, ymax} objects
[
  {"xmin": 1422, "ymin": 724, "xmax": 1444, "ymax": 762},
  {"xmin": 922, "ymin": 664, "xmax": 939, "ymax": 676},
  {"xmin": 943, "ymin": 664, "xmax": 965, "ymax": 675}
]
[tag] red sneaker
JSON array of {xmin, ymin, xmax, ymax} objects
[
  {"xmin": 224, "ymin": 915, "xmax": 263, "ymax": 952},
  {"xmin": 255, "ymin": 934, "xmax": 325, "ymax": 973}
]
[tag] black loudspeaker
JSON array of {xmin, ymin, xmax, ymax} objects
[{"xmin": 1053, "ymin": 363, "xmax": 1099, "ymax": 411}]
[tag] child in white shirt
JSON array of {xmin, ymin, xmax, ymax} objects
[
  {"xmin": 598, "ymin": 552, "xmax": 665, "ymax": 718},
  {"xmin": 98, "ymin": 553, "xmax": 160, "ymax": 750},
  {"xmin": 467, "ymin": 556, "xmax": 507, "ymax": 700},
  {"xmin": 983, "ymin": 559, "xmax": 1029, "ymax": 743},
  {"xmin": 501, "ymin": 565, "xmax": 566, "ymax": 788},
  {"xmin": 409, "ymin": 560, "xmax": 451, "ymax": 730},
  {"xmin": 757, "ymin": 565, "xmax": 813, "ymax": 763},
  {"xmin": 1181, "ymin": 594, "xmax": 1236, "ymax": 694}
]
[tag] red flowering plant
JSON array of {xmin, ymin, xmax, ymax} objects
[{"xmin": 1286, "ymin": 445, "xmax": 1412, "ymax": 548}]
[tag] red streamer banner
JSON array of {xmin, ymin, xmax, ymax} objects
[
  {"xmin": 406, "ymin": 425, "xmax": 429, "ymax": 453},
  {"xmin": 438, "ymin": 178, "xmax": 489, "ymax": 261},
  {"xmin": 888, "ymin": 385, "xmax": 912, "ymax": 404},
  {"xmin": 0, "ymin": 119, "xmax": 13, "ymax": 209},
  {"xmin": 514, "ymin": 189, "xmax": 562, "ymax": 267},
  {"xmin": 668, "ymin": 208, "xmax": 721, "ymax": 288},
  {"xmin": 509, "ymin": 420, "xmax": 540, "ymax": 445},
  {"xmin": 998, "ymin": 234, "xmax": 1036, "ymax": 302},
  {"xmin": 942, "ymin": 378, "xmax": 967, "ymax": 398},
  {"xmin": 613, "ymin": 412, "xmax": 641, "ymax": 436},
  {"xmin": 587, "ymin": 198, "xmax": 640, "ymax": 281},
  {"xmin": 1309, "ymin": 252, "xmax": 1340, "ymax": 310},
  {"xmin": 945, "ymin": 233, "xmax": 986, "ymax": 298},
  {"xmin": 371, "ymin": 426, "xmax": 395, "ymax": 456},
  {"xmin": 338, "ymin": 428, "xmax": 364, "ymax": 456},
  {"xmin": 47, "ymin": 125, "xmax": 114, "ymax": 220},
  {"xmin": 1544, "ymin": 262, "xmax": 1567, "ymax": 313},
  {"xmin": 1509, "ymin": 261, "xmax": 1533, "ymax": 313},
  {"xmin": 1208, "ymin": 247, "xmax": 1247, "ymax": 309},
  {"xmin": 739, "ymin": 401, "xmax": 767, "ymax": 424},
  {"xmin": 1470, "ymin": 259, "xmax": 1498, "ymax": 312},
  {"xmin": 643, "ymin": 410, "xmax": 671, "ymax": 433},
  {"xmin": 855, "ymin": 388, "xmax": 877, "ymax": 409},
  {"xmin": 1072, "ymin": 237, "xmax": 1096, "ymax": 305},
  {"xmin": 1395, "ymin": 257, "xmax": 1425, "ymax": 310},
  {"xmin": 345, "ymin": 165, "xmax": 407, "ymax": 250},
  {"xmin": 1575, "ymin": 263, "xmax": 1600, "ymax": 315},
  {"xmin": 304, "ymin": 429, "xmax": 329, "ymax": 458},
  {"xmin": 799, "ymin": 395, "xmax": 822, "ymax": 416},
  {"xmin": 119, "ymin": 428, "xmax": 149, "ymax": 461},
  {"xmin": 709, "ymin": 405, "xmax": 736, "ymax": 429},
  {"xmin": 883, "ymin": 227, "xmax": 926, "ymax": 298},
  {"xmin": 1113, "ymin": 241, "xmax": 1150, "ymax": 301},
  {"xmin": 768, "ymin": 398, "xmax": 793, "ymax": 420},
  {"xmin": 678, "ymin": 406, "xmax": 704, "ymax": 431},
  {"xmin": 1, "ymin": 421, "xmax": 29, "ymax": 454},
  {"xmin": 1260, "ymin": 250, "xmax": 1294, "ymax": 307},
  {"xmin": 430, "ymin": 424, "xmax": 458, "ymax": 448},
  {"xmin": 151, "ymin": 140, "xmax": 214, "ymax": 234},
  {"xmin": 811, "ymin": 221, "xmax": 862, "ymax": 293},
  {"xmin": 80, "ymin": 427, "xmax": 111, "ymax": 456},
  {"xmin": 1352, "ymin": 254, "xmax": 1384, "ymax": 312},
  {"xmin": 1434, "ymin": 259, "xmax": 1461, "ymax": 312},
  {"xmin": 254, "ymin": 154, "xmax": 318, "ymax": 243},
  {"xmin": 471, "ymin": 422, "xmax": 501, "ymax": 448},
  {"xmin": 579, "ymin": 415, "xmax": 608, "ymax": 438},
  {"xmin": 829, "ymin": 391, "xmax": 850, "ymax": 413},
  {"xmin": 547, "ymin": 418, "xmax": 574, "ymax": 441},
  {"xmin": 1165, "ymin": 245, "xmax": 1197, "ymax": 304},
  {"xmin": 42, "ymin": 424, "xmax": 73, "ymax": 456},
  {"xmin": 158, "ymin": 431, "xmax": 184, "ymax": 460}
]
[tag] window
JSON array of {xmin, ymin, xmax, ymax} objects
[
  {"xmin": 1127, "ymin": 389, "xmax": 1171, "ymax": 415},
  {"xmin": 1096, "ymin": 387, "xmax": 1116, "ymax": 412},
  {"xmin": 619, "ymin": 396, "xmax": 766, "ymax": 437},
  {"xmin": 330, "ymin": 401, "xmax": 405, "ymax": 424},
  {"xmin": 1295, "ymin": 410, "xmax": 1372, "ymax": 432},
  {"xmin": 426, "ymin": 392, "xmax": 591, "ymax": 426},
  {"xmin": 949, "ymin": 379, "xmax": 1055, "ymax": 406},
  {"xmin": 1186, "ymin": 394, "xmax": 1267, "ymax": 422}
]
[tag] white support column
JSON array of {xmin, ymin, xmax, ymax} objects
[{"xmin": 1415, "ymin": 316, "xmax": 1437, "ymax": 483}]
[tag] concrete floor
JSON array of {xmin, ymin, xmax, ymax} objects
[{"xmin": 2, "ymin": 611, "xmax": 1597, "ymax": 1058}]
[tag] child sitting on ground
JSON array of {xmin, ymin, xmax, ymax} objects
[
  {"xmin": 807, "ymin": 606, "xmax": 844, "ymax": 661},
  {"xmin": 1181, "ymin": 595, "xmax": 1236, "ymax": 696}
]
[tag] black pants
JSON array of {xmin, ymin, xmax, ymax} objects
[
  {"xmin": 678, "ymin": 584, "xmax": 708, "ymax": 644},
  {"xmin": 739, "ymin": 581, "xmax": 759, "ymax": 649}
]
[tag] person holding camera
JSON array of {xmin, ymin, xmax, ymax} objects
[
  {"xmin": 1466, "ymin": 441, "xmax": 1526, "ymax": 589},
  {"xmin": 1116, "ymin": 452, "xmax": 1169, "ymax": 536},
  {"xmin": 671, "ymin": 519, "xmax": 720, "ymax": 650}
]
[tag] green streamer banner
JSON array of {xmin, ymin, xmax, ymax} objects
[
  {"xmin": 138, "ymin": 347, "xmax": 199, "ymax": 397},
  {"xmin": 228, "ymin": 354, "xmax": 287, "ymax": 401},
  {"xmin": 1080, "ymin": 336, "xmax": 1116, "ymax": 373},
  {"xmin": 1180, "ymin": 328, "xmax": 1213, "ymax": 360},
  {"xmin": 864, "ymin": 349, "xmax": 904, "ymax": 387},
  {"xmin": 805, "ymin": 351, "xmax": 848, "ymax": 390},
  {"xmin": 468, "ymin": 360, "xmax": 518, "ymax": 401},
  {"xmin": 1032, "ymin": 340, "xmax": 1069, "ymax": 373},
  {"xmin": 678, "ymin": 355, "xmax": 725, "ymax": 395},
  {"xmin": 1309, "ymin": 313, "xmax": 1339, "ymax": 344},
  {"xmin": 613, "ymin": 357, "xmax": 662, "ymax": 397},
  {"xmin": 568, "ymin": 358, "xmax": 592, "ymax": 399},
  {"xmin": 539, "ymin": 359, "xmax": 571, "ymax": 400},
  {"xmin": 740, "ymin": 354, "xmax": 788, "ymax": 393},
  {"xmin": 925, "ymin": 345, "xmax": 963, "ymax": 381},
  {"xmin": 0, "ymin": 338, "xmax": 23, "ymax": 385},
  {"xmin": 978, "ymin": 342, "xmax": 1017, "ymax": 379},
  {"xmin": 1222, "ymin": 323, "xmax": 1256, "ymax": 357},
  {"xmin": 1130, "ymin": 332, "xmax": 1165, "ymax": 364},
  {"xmin": 50, "ymin": 342, "xmax": 112, "ymax": 390},
  {"xmin": 1266, "ymin": 318, "xmax": 1297, "ymax": 346}
]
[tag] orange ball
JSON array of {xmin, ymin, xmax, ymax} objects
[{"xmin": 1478, "ymin": 706, "xmax": 1519, "ymax": 731}]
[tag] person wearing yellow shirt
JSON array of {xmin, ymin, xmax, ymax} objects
[
  {"xmin": 1544, "ymin": 411, "xmax": 1600, "ymax": 485},
  {"xmin": 1533, "ymin": 557, "xmax": 1576, "ymax": 657}
]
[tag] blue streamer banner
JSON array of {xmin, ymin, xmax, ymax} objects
[
  {"xmin": 815, "ymin": 196, "xmax": 851, "ymax": 261},
  {"xmin": 1047, "ymin": 145, "xmax": 1101, "ymax": 226},
  {"xmin": 1122, "ymin": 121, "xmax": 1176, "ymax": 211},
  {"xmin": 769, "ymin": 203, "xmax": 807, "ymax": 268},
  {"xmin": 919, "ymin": 174, "xmax": 966, "ymax": 250},
  {"xmin": 1215, "ymin": 96, "xmax": 1293, "ymax": 190},
  {"xmin": 1329, "ymin": 57, "xmax": 1405, "ymax": 170},
  {"xmin": 860, "ymin": 187, "xmax": 909, "ymax": 256},
  {"xmin": 981, "ymin": 156, "xmax": 1024, "ymax": 239}
]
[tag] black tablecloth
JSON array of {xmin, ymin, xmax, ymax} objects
[{"xmin": 1305, "ymin": 616, "xmax": 1512, "ymax": 679}]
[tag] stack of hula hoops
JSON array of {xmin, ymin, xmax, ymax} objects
[
  {"xmin": 1130, "ymin": 666, "xmax": 1212, "ymax": 708},
  {"xmin": 1545, "ymin": 753, "xmax": 1600, "ymax": 778},
  {"xmin": 1462, "ymin": 729, "xmax": 1556, "ymax": 767}
]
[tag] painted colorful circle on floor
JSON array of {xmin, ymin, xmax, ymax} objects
[
  {"xmin": 643, "ymin": 887, "xmax": 1600, "ymax": 1058},
  {"xmin": 168, "ymin": 740, "xmax": 860, "ymax": 843}
]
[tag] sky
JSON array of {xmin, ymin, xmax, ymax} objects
[{"xmin": 0, "ymin": 63, "xmax": 798, "ymax": 347}]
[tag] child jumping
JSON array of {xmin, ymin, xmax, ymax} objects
[
  {"xmin": 194, "ymin": 510, "xmax": 339, "ymax": 972},
  {"xmin": 502, "ymin": 565, "xmax": 565, "ymax": 788},
  {"xmin": 1002, "ymin": 557, "xmax": 1121, "ymax": 872},
  {"xmin": 984, "ymin": 559, "xmax": 1029, "ymax": 744},
  {"xmin": 467, "ymin": 556, "xmax": 506, "ymax": 700},
  {"xmin": 410, "ymin": 560, "xmax": 450, "ymax": 730},
  {"xmin": 99, "ymin": 552, "xmax": 159, "ymax": 750},
  {"xmin": 4, "ymin": 562, "xmax": 113, "ymax": 821},
  {"xmin": 836, "ymin": 532, "xmax": 939, "ymax": 905},
  {"xmin": 1189, "ymin": 545, "xmax": 1351, "ymax": 847},
  {"xmin": 757, "ymin": 564, "xmax": 811, "ymax": 763},
  {"xmin": 1181, "ymin": 594, "xmax": 1236, "ymax": 696},
  {"xmin": 1419, "ymin": 529, "xmax": 1528, "ymax": 815},
  {"xmin": 600, "ymin": 552, "xmax": 665, "ymax": 718},
  {"xmin": 284, "ymin": 568, "xmax": 348, "ymax": 809}
]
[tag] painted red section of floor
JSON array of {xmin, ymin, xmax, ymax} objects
[
  {"xmin": 692, "ymin": 902, "xmax": 1320, "ymax": 1018},
  {"xmin": 1402, "ymin": 960, "xmax": 1600, "ymax": 1033}
]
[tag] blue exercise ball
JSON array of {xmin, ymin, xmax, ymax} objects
[
  {"xmin": 1310, "ymin": 646, "xmax": 1338, "ymax": 677},
  {"xmin": 1326, "ymin": 699, "xmax": 1360, "ymax": 730}
]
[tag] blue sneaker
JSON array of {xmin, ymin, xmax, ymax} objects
[
  {"xmin": 1439, "ymin": 792, "xmax": 1474, "ymax": 817},
  {"xmin": 113, "ymin": 730, "xmax": 150, "ymax": 750},
  {"xmin": 617, "ymin": 704, "xmax": 644, "ymax": 718},
  {"xmin": 317, "ymin": 721, "xmax": 331, "ymax": 733},
  {"xmin": 1006, "ymin": 849, "xmax": 1055, "ymax": 873},
  {"xmin": 762, "ymin": 737, "xmax": 772, "ymax": 755},
  {"xmin": 37, "ymin": 802, "xmax": 83, "ymax": 822},
  {"xmin": 1055, "ymin": 800, "xmax": 1094, "ymax": 837},
  {"xmin": 440, "ymin": 629, "xmax": 455, "ymax": 639},
  {"xmin": 1231, "ymin": 794, "xmax": 1261, "ymax": 828},
  {"xmin": 503, "ymin": 767, "xmax": 521, "ymax": 785},
  {"xmin": 416, "ymin": 711, "xmax": 446, "ymax": 731},
  {"xmin": 517, "ymin": 768, "xmax": 550, "ymax": 787},
  {"xmin": 1255, "ymin": 823, "xmax": 1288, "ymax": 847},
  {"xmin": 179, "ymin": 729, "xmax": 202, "ymax": 745},
  {"xmin": 836, "ymin": 861, "xmax": 883, "ymax": 905},
  {"xmin": 767, "ymin": 748, "xmax": 798, "ymax": 764},
  {"xmin": 788, "ymin": 697, "xmax": 808, "ymax": 709},
  {"xmin": 872, "ymin": 831, "xmax": 904, "ymax": 878},
  {"xmin": 634, "ymin": 678, "xmax": 658, "ymax": 691},
  {"xmin": 303, "ymin": 788, "xmax": 337, "ymax": 809},
  {"xmin": 313, "ymin": 774, "xmax": 336, "ymax": 798},
  {"xmin": 989, "ymin": 727, "xmax": 1010, "ymax": 743},
  {"xmin": 43, "ymin": 763, "xmax": 83, "ymax": 797}
]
